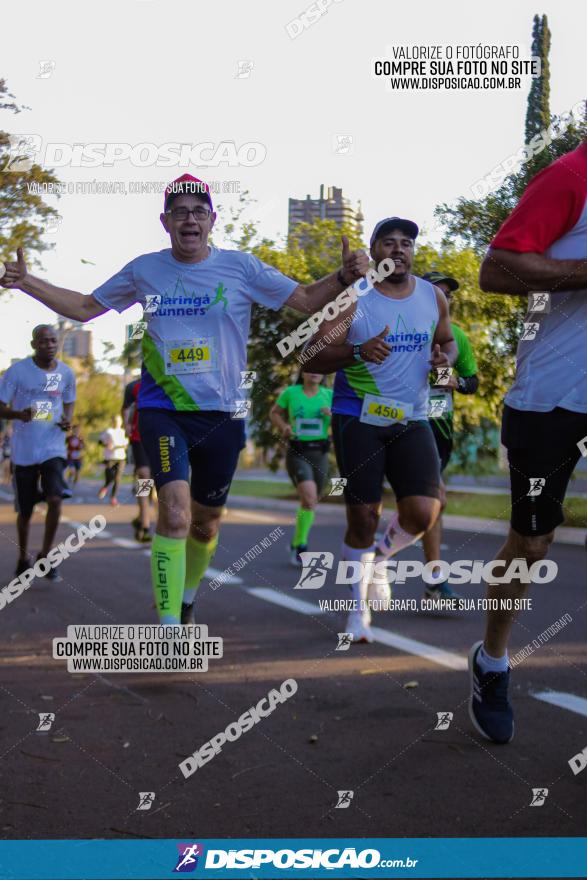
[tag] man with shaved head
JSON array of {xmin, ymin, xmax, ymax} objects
[{"xmin": 0, "ymin": 325, "xmax": 76, "ymax": 580}]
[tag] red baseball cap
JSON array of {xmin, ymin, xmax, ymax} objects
[{"xmin": 163, "ymin": 174, "xmax": 213, "ymax": 212}]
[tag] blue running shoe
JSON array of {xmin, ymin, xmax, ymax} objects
[
  {"xmin": 424, "ymin": 580, "xmax": 462, "ymax": 600},
  {"xmin": 289, "ymin": 543, "xmax": 307, "ymax": 567},
  {"xmin": 468, "ymin": 640, "xmax": 514, "ymax": 744}
]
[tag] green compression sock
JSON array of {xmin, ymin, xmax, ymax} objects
[
  {"xmin": 293, "ymin": 507, "xmax": 315, "ymax": 547},
  {"xmin": 183, "ymin": 534, "xmax": 219, "ymax": 604},
  {"xmin": 151, "ymin": 534, "xmax": 186, "ymax": 623}
]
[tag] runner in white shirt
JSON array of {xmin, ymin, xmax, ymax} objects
[
  {"xmin": 98, "ymin": 415, "xmax": 129, "ymax": 507},
  {"xmin": 1, "ymin": 174, "xmax": 369, "ymax": 625}
]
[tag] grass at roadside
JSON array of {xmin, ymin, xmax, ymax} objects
[{"xmin": 229, "ymin": 481, "xmax": 587, "ymax": 527}]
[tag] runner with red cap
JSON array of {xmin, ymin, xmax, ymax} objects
[{"xmin": 0, "ymin": 173, "xmax": 370, "ymax": 624}]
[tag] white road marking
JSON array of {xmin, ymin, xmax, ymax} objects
[
  {"xmin": 4, "ymin": 498, "xmax": 584, "ymax": 717},
  {"xmin": 245, "ymin": 587, "xmax": 466, "ymax": 670},
  {"xmin": 532, "ymin": 690, "xmax": 587, "ymax": 718},
  {"xmin": 110, "ymin": 537, "xmax": 144, "ymax": 550},
  {"xmin": 369, "ymin": 626, "xmax": 466, "ymax": 671},
  {"xmin": 246, "ymin": 587, "xmax": 326, "ymax": 616},
  {"xmin": 206, "ymin": 566, "xmax": 243, "ymax": 585}
]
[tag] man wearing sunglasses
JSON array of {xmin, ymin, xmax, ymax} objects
[{"xmin": 1, "ymin": 174, "xmax": 369, "ymax": 625}]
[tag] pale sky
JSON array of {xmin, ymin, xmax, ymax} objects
[{"xmin": 1, "ymin": 0, "xmax": 585, "ymax": 369}]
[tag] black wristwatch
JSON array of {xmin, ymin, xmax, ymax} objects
[{"xmin": 353, "ymin": 343, "xmax": 364, "ymax": 362}]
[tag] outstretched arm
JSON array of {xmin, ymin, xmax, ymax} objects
[{"xmin": 1, "ymin": 248, "xmax": 108, "ymax": 322}]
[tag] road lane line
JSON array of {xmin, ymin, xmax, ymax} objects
[
  {"xmin": 245, "ymin": 587, "xmax": 326, "ymax": 616},
  {"xmin": 532, "ymin": 690, "xmax": 587, "ymax": 718},
  {"xmin": 369, "ymin": 626, "xmax": 467, "ymax": 670},
  {"xmin": 244, "ymin": 586, "xmax": 466, "ymax": 670},
  {"xmin": 206, "ymin": 566, "xmax": 243, "ymax": 585}
]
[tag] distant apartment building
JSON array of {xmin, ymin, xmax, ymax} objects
[
  {"xmin": 56, "ymin": 318, "xmax": 92, "ymax": 359},
  {"xmin": 288, "ymin": 185, "xmax": 364, "ymax": 238}
]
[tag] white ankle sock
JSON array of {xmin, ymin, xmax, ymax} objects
[
  {"xmin": 375, "ymin": 512, "xmax": 422, "ymax": 559},
  {"xmin": 478, "ymin": 645, "xmax": 509, "ymax": 673},
  {"xmin": 342, "ymin": 542, "xmax": 374, "ymax": 612}
]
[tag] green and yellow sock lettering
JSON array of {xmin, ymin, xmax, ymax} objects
[
  {"xmin": 183, "ymin": 534, "xmax": 219, "ymax": 604},
  {"xmin": 151, "ymin": 534, "xmax": 186, "ymax": 623},
  {"xmin": 293, "ymin": 507, "xmax": 315, "ymax": 547}
]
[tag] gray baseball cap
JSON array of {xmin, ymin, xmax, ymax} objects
[{"xmin": 370, "ymin": 217, "xmax": 419, "ymax": 247}]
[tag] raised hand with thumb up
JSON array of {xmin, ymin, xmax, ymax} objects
[
  {"xmin": 0, "ymin": 247, "xmax": 28, "ymax": 289},
  {"xmin": 357, "ymin": 326, "xmax": 392, "ymax": 365},
  {"xmin": 339, "ymin": 235, "xmax": 369, "ymax": 286}
]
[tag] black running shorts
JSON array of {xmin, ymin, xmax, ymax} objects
[
  {"xmin": 138, "ymin": 408, "xmax": 246, "ymax": 507},
  {"xmin": 332, "ymin": 415, "xmax": 442, "ymax": 505},
  {"xmin": 502, "ymin": 404, "xmax": 587, "ymax": 536},
  {"xmin": 130, "ymin": 440, "xmax": 150, "ymax": 471},
  {"xmin": 14, "ymin": 457, "xmax": 68, "ymax": 518}
]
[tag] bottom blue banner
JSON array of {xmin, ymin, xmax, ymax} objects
[{"xmin": 0, "ymin": 837, "xmax": 586, "ymax": 879}]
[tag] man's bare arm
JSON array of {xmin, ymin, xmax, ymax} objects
[
  {"xmin": 479, "ymin": 248, "xmax": 587, "ymax": 295},
  {"xmin": 431, "ymin": 288, "xmax": 458, "ymax": 367},
  {"xmin": 2, "ymin": 248, "xmax": 108, "ymax": 322},
  {"xmin": 0, "ymin": 401, "xmax": 29, "ymax": 421},
  {"xmin": 284, "ymin": 236, "xmax": 369, "ymax": 315},
  {"xmin": 302, "ymin": 305, "xmax": 392, "ymax": 374},
  {"xmin": 57, "ymin": 401, "xmax": 75, "ymax": 431}
]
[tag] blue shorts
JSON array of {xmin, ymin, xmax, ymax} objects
[{"xmin": 138, "ymin": 408, "xmax": 246, "ymax": 507}]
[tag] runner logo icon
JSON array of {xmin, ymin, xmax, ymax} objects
[
  {"xmin": 335, "ymin": 790, "xmax": 354, "ymax": 809},
  {"xmin": 336, "ymin": 632, "xmax": 354, "ymax": 651},
  {"xmin": 293, "ymin": 552, "xmax": 334, "ymax": 589},
  {"xmin": 527, "ymin": 477, "xmax": 546, "ymax": 497},
  {"xmin": 127, "ymin": 322, "xmax": 147, "ymax": 341},
  {"xmin": 235, "ymin": 60, "xmax": 254, "ymax": 78},
  {"xmin": 136, "ymin": 479, "xmax": 154, "ymax": 497},
  {"xmin": 37, "ymin": 61, "xmax": 56, "ymax": 79},
  {"xmin": 521, "ymin": 322, "xmax": 539, "ymax": 341},
  {"xmin": 434, "ymin": 366, "xmax": 453, "ymax": 385},
  {"xmin": 239, "ymin": 370, "xmax": 256, "ymax": 389},
  {"xmin": 530, "ymin": 788, "xmax": 548, "ymax": 806},
  {"xmin": 434, "ymin": 712, "xmax": 453, "ymax": 731},
  {"xmin": 174, "ymin": 843, "xmax": 204, "ymax": 873},
  {"xmin": 36, "ymin": 712, "xmax": 55, "ymax": 732},
  {"xmin": 528, "ymin": 292, "xmax": 550, "ymax": 313},
  {"xmin": 144, "ymin": 295, "xmax": 161, "ymax": 314},
  {"xmin": 136, "ymin": 792, "xmax": 155, "ymax": 811},
  {"xmin": 329, "ymin": 477, "xmax": 347, "ymax": 496},
  {"xmin": 428, "ymin": 398, "xmax": 448, "ymax": 418},
  {"xmin": 232, "ymin": 400, "xmax": 251, "ymax": 419},
  {"xmin": 32, "ymin": 400, "xmax": 52, "ymax": 420},
  {"xmin": 44, "ymin": 373, "xmax": 61, "ymax": 391}
]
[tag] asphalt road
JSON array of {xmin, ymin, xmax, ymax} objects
[{"xmin": 0, "ymin": 485, "xmax": 586, "ymax": 854}]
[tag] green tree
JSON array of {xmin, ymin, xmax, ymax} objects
[
  {"xmin": 249, "ymin": 219, "xmax": 364, "ymax": 468},
  {"xmin": 431, "ymin": 17, "xmax": 585, "ymax": 411},
  {"xmin": 0, "ymin": 79, "xmax": 61, "ymax": 272},
  {"xmin": 216, "ymin": 193, "xmax": 366, "ymax": 465},
  {"xmin": 413, "ymin": 246, "xmax": 515, "ymax": 467},
  {"xmin": 58, "ymin": 354, "xmax": 124, "ymax": 470},
  {"xmin": 524, "ymin": 14, "xmax": 551, "ymax": 172}
]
